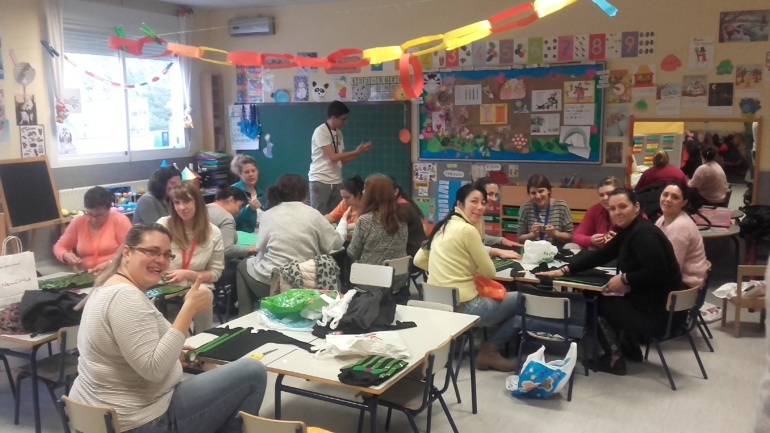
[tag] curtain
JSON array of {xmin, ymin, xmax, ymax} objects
[{"xmin": 43, "ymin": 0, "xmax": 67, "ymax": 122}]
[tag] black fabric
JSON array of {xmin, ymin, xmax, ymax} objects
[
  {"xmin": 339, "ymin": 286, "xmax": 396, "ymax": 332},
  {"xmin": 509, "ymin": 261, "xmax": 526, "ymax": 278},
  {"xmin": 554, "ymin": 249, "xmax": 575, "ymax": 261},
  {"xmin": 740, "ymin": 205, "xmax": 770, "ymax": 241},
  {"xmin": 635, "ymin": 182, "xmax": 666, "ymax": 221},
  {"xmin": 566, "ymin": 249, "xmax": 617, "ymax": 268},
  {"xmin": 19, "ymin": 290, "xmax": 85, "ymax": 334},
  {"xmin": 556, "ymin": 269, "xmax": 612, "ymax": 287},
  {"xmin": 198, "ymin": 327, "xmax": 313, "ymax": 362},
  {"xmin": 403, "ymin": 203, "xmax": 427, "ymax": 258},
  {"xmin": 567, "ymin": 217, "xmax": 682, "ymax": 316},
  {"xmin": 338, "ymin": 355, "xmax": 409, "ymax": 387},
  {"xmin": 312, "ymin": 320, "xmax": 417, "ymax": 338},
  {"xmin": 599, "ymin": 296, "xmax": 671, "ymax": 338}
]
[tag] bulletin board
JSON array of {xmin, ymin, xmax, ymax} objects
[
  {"xmin": 418, "ymin": 63, "xmax": 605, "ymax": 163},
  {"xmin": 0, "ymin": 156, "xmax": 63, "ymax": 233}
]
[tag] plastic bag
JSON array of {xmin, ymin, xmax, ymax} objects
[
  {"xmin": 505, "ymin": 343, "xmax": 577, "ymax": 399},
  {"xmin": 522, "ymin": 240, "xmax": 558, "ymax": 265},
  {"xmin": 474, "ymin": 275, "xmax": 506, "ymax": 300},
  {"xmin": 313, "ymin": 331, "xmax": 410, "ymax": 359},
  {"xmin": 260, "ymin": 289, "xmax": 327, "ymax": 320}
]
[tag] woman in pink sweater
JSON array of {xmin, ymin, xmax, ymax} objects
[
  {"xmin": 54, "ymin": 186, "xmax": 132, "ymax": 274},
  {"xmin": 689, "ymin": 146, "xmax": 728, "ymax": 204},
  {"xmin": 573, "ymin": 176, "xmax": 623, "ymax": 249},
  {"xmin": 655, "ymin": 181, "xmax": 708, "ymax": 288}
]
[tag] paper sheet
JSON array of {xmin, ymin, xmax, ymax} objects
[
  {"xmin": 563, "ymin": 104, "xmax": 595, "ymax": 126},
  {"xmin": 530, "ymin": 113, "xmax": 560, "ymax": 135}
]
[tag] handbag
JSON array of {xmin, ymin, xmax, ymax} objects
[
  {"xmin": 474, "ymin": 274, "xmax": 506, "ymax": 300},
  {"xmin": 0, "ymin": 236, "xmax": 39, "ymax": 308}
]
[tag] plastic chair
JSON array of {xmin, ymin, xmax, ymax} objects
[
  {"xmin": 15, "ymin": 325, "xmax": 80, "ymax": 425},
  {"xmin": 407, "ymin": 300, "xmax": 453, "ymax": 313},
  {"xmin": 722, "ymin": 265, "xmax": 767, "ymax": 337},
  {"xmin": 57, "ymin": 395, "xmax": 121, "ymax": 433},
  {"xmin": 515, "ymin": 288, "xmax": 588, "ymax": 401},
  {"xmin": 239, "ymin": 411, "xmax": 307, "ymax": 433},
  {"xmin": 644, "ymin": 287, "xmax": 708, "ymax": 390},
  {"xmin": 349, "ymin": 263, "xmax": 394, "ymax": 289},
  {"xmin": 384, "ymin": 256, "xmax": 412, "ymax": 303},
  {"xmin": 356, "ymin": 339, "xmax": 459, "ymax": 433}
]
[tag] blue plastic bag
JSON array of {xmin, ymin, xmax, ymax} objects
[{"xmin": 505, "ymin": 343, "xmax": 577, "ymax": 399}]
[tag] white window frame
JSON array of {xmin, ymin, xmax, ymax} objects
[{"xmin": 51, "ymin": 0, "xmax": 190, "ymax": 168}]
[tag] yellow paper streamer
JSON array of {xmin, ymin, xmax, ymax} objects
[
  {"xmin": 198, "ymin": 46, "xmax": 232, "ymax": 65},
  {"xmin": 443, "ymin": 21, "xmax": 492, "ymax": 50},
  {"xmin": 533, "ymin": 0, "xmax": 578, "ymax": 18},
  {"xmin": 400, "ymin": 34, "xmax": 446, "ymax": 57},
  {"xmin": 362, "ymin": 46, "xmax": 403, "ymax": 64}
]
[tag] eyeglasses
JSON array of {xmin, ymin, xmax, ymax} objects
[
  {"xmin": 85, "ymin": 211, "xmax": 109, "ymax": 219},
  {"xmin": 131, "ymin": 247, "xmax": 176, "ymax": 261}
]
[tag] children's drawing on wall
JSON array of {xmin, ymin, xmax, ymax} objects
[
  {"xmin": 604, "ymin": 141, "xmax": 624, "ymax": 164},
  {"xmin": 604, "ymin": 106, "xmax": 630, "ymax": 137},
  {"xmin": 735, "ymin": 64, "xmax": 763, "ymax": 90},
  {"xmin": 0, "ymin": 37, "xmax": 4, "ymax": 80},
  {"xmin": 682, "ymin": 75, "xmax": 708, "ymax": 108},
  {"xmin": 20, "ymin": 125, "xmax": 45, "ymax": 157},
  {"xmin": 559, "ymin": 126, "xmax": 591, "ymax": 159},
  {"xmin": 719, "ymin": 9, "xmax": 770, "ymax": 43},
  {"xmin": 498, "ymin": 78, "xmax": 526, "ymax": 100},
  {"xmin": 531, "ymin": 89, "xmax": 561, "ymax": 112},
  {"xmin": 413, "ymin": 163, "xmax": 437, "ymax": 182},
  {"xmin": 62, "ymin": 88, "xmax": 82, "ymax": 114},
  {"xmin": 607, "ymin": 70, "xmax": 632, "ymax": 104},
  {"xmin": 296, "ymin": 52, "xmax": 318, "ymax": 75},
  {"xmin": 530, "ymin": 113, "xmax": 560, "ymax": 135},
  {"xmin": 293, "ymin": 76, "xmax": 309, "ymax": 102},
  {"xmin": 707, "ymin": 83, "xmax": 735, "ymax": 115},
  {"xmin": 632, "ymin": 65, "xmax": 655, "ymax": 88},
  {"xmin": 57, "ymin": 124, "xmax": 76, "ymax": 154},
  {"xmin": 14, "ymin": 94, "xmax": 36, "ymax": 125},
  {"xmin": 235, "ymin": 66, "xmax": 264, "ymax": 104},
  {"xmin": 689, "ymin": 37, "xmax": 714, "ymax": 69},
  {"xmin": 311, "ymin": 81, "xmax": 329, "ymax": 102},
  {"xmin": 0, "ymin": 120, "xmax": 9, "ymax": 145},
  {"xmin": 656, "ymin": 83, "xmax": 682, "ymax": 116},
  {"xmin": 333, "ymin": 76, "xmax": 347, "ymax": 101},
  {"xmin": 564, "ymin": 81, "xmax": 595, "ymax": 104},
  {"xmin": 0, "ymin": 87, "xmax": 5, "ymax": 120}
]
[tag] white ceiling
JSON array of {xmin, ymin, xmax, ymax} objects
[{"xmin": 153, "ymin": 0, "xmax": 335, "ymax": 8}]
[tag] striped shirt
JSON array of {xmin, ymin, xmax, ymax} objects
[
  {"xmin": 69, "ymin": 283, "xmax": 185, "ymax": 431},
  {"xmin": 517, "ymin": 199, "xmax": 574, "ymax": 246}
]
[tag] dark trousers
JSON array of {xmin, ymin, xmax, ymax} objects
[{"xmin": 598, "ymin": 296, "xmax": 668, "ymax": 337}]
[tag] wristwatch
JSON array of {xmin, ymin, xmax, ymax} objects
[{"xmin": 620, "ymin": 273, "xmax": 629, "ymax": 285}]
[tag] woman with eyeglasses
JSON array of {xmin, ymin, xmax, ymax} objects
[
  {"xmin": 516, "ymin": 174, "xmax": 573, "ymax": 247},
  {"xmin": 54, "ymin": 186, "xmax": 132, "ymax": 275},
  {"xmin": 157, "ymin": 182, "xmax": 224, "ymax": 332},
  {"xmin": 69, "ymin": 224, "xmax": 267, "ymax": 433}
]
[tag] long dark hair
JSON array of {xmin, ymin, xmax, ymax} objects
[
  {"xmin": 342, "ymin": 175, "xmax": 365, "ymax": 198},
  {"xmin": 148, "ymin": 166, "xmax": 181, "ymax": 201},
  {"xmin": 391, "ymin": 176, "xmax": 423, "ymax": 218},
  {"xmin": 423, "ymin": 183, "xmax": 486, "ymax": 250}
]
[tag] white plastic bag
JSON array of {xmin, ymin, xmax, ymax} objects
[
  {"xmin": 317, "ymin": 289, "xmax": 356, "ymax": 330},
  {"xmin": 312, "ymin": 331, "xmax": 410, "ymax": 359},
  {"xmin": 506, "ymin": 343, "xmax": 577, "ymax": 398},
  {"xmin": 522, "ymin": 240, "xmax": 558, "ymax": 265},
  {"xmin": 712, "ymin": 281, "xmax": 766, "ymax": 300}
]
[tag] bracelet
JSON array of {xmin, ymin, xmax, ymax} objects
[
  {"xmin": 621, "ymin": 273, "xmax": 629, "ymax": 285},
  {"xmin": 559, "ymin": 266, "xmax": 570, "ymax": 276}
]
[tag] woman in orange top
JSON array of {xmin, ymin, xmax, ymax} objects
[
  {"xmin": 324, "ymin": 175, "xmax": 364, "ymax": 230},
  {"xmin": 54, "ymin": 186, "xmax": 132, "ymax": 274}
]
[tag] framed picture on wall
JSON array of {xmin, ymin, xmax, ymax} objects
[{"xmin": 603, "ymin": 139, "xmax": 626, "ymax": 166}]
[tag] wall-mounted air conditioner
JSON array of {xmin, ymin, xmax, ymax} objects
[{"xmin": 228, "ymin": 16, "xmax": 275, "ymax": 37}]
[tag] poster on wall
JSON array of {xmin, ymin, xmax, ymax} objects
[
  {"xmin": 20, "ymin": 125, "xmax": 45, "ymax": 157},
  {"xmin": 235, "ymin": 66, "xmax": 264, "ymax": 104},
  {"xmin": 228, "ymin": 105, "xmax": 260, "ymax": 151},
  {"xmin": 296, "ymin": 52, "xmax": 318, "ymax": 75},
  {"xmin": 418, "ymin": 64, "xmax": 604, "ymax": 163},
  {"xmin": 0, "ymin": 120, "xmax": 9, "ymax": 145},
  {"xmin": 656, "ymin": 83, "xmax": 682, "ymax": 116},
  {"xmin": 0, "ymin": 87, "xmax": 5, "ymax": 120},
  {"xmin": 603, "ymin": 140, "xmax": 624, "ymax": 165},
  {"xmin": 719, "ymin": 10, "xmax": 770, "ymax": 43},
  {"xmin": 14, "ymin": 94, "xmax": 37, "ymax": 125},
  {"xmin": 682, "ymin": 75, "xmax": 708, "ymax": 108},
  {"xmin": 0, "ymin": 37, "xmax": 4, "ymax": 80},
  {"xmin": 689, "ymin": 37, "xmax": 714, "ymax": 69},
  {"xmin": 604, "ymin": 105, "xmax": 630, "ymax": 137},
  {"xmin": 436, "ymin": 180, "xmax": 467, "ymax": 222},
  {"xmin": 708, "ymin": 83, "xmax": 735, "ymax": 115},
  {"xmin": 606, "ymin": 70, "xmax": 632, "ymax": 104},
  {"xmin": 735, "ymin": 64, "xmax": 763, "ymax": 90}
]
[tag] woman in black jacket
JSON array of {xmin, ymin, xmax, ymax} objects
[{"xmin": 538, "ymin": 188, "xmax": 682, "ymax": 375}]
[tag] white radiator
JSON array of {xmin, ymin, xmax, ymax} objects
[{"xmin": 58, "ymin": 180, "xmax": 149, "ymax": 211}]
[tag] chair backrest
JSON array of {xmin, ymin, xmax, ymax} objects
[
  {"xmin": 384, "ymin": 256, "xmax": 411, "ymax": 277},
  {"xmin": 666, "ymin": 287, "xmax": 700, "ymax": 312},
  {"xmin": 239, "ymin": 411, "xmax": 307, "ymax": 433},
  {"xmin": 58, "ymin": 325, "xmax": 79, "ymax": 353},
  {"xmin": 521, "ymin": 293, "xmax": 570, "ymax": 320},
  {"xmin": 420, "ymin": 283, "xmax": 459, "ymax": 309},
  {"xmin": 407, "ymin": 299, "xmax": 454, "ymax": 313},
  {"xmin": 59, "ymin": 396, "xmax": 121, "ymax": 433},
  {"xmin": 349, "ymin": 263, "xmax": 394, "ymax": 289},
  {"xmin": 695, "ymin": 260, "xmax": 713, "ymax": 309},
  {"xmin": 419, "ymin": 338, "xmax": 453, "ymax": 379}
]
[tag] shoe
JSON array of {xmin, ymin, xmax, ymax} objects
[
  {"xmin": 476, "ymin": 342, "xmax": 517, "ymax": 372},
  {"xmin": 597, "ymin": 354, "xmax": 627, "ymax": 376},
  {"xmin": 620, "ymin": 340, "xmax": 643, "ymax": 362}
]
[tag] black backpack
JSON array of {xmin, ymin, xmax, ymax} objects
[
  {"xmin": 740, "ymin": 205, "xmax": 770, "ymax": 240},
  {"xmin": 636, "ymin": 183, "xmax": 666, "ymax": 221},
  {"xmin": 19, "ymin": 290, "xmax": 85, "ymax": 334}
]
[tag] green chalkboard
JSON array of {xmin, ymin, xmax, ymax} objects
[{"xmin": 239, "ymin": 102, "xmax": 412, "ymax": 195}]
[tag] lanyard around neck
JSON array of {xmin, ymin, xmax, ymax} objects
[
  {"xmin": 326, "ymin": 123, "xmax": 340, "ymax": 153},
  {"xmin": 534, "ymin": 203, "xmax": 550, "ymax": 240},
  {"xmin": 180, "ymin": 239, "xmax": 198, "ymax": 270}
]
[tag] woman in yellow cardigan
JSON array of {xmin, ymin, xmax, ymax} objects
[{"xmin": 415, "ymin": 184, "xmax": 519, "ymax": 372}]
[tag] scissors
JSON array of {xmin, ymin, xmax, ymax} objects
[{"xmin": 250, "ymin": 349, "xmax": 278, "ymax": 360}]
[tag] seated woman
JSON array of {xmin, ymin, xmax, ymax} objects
[
  {"xmin": 634, "ymin": 150, "xmax": 688, "ymax": 191},
  {"xmin": 237, "ymin": 174, "xmax": 344, "ymax": 316},
  {"xmin": 656, "ymin": 181, "xmax": 709, "ymax": 288},
  {"xmin": 69, "ymin": 224, "xmax": 266, "ymax": 433},
  {"xmin": 689, "ymin": 146, "xmax": 729, "ymax": 205},
  {"xmin": 517, "ymin": 174, "xmax": 573, "ymax": 247},
  {"xmin": 207, "ymin": 185, "xmax": 254, "ymax": 261},
  {"xmin": 572, "ymin": 176, "xmax": 623, "ymax": 249},
  {"xmin": 681, "ymin": 137, "xmax": 703, "ymax": 179},
  {"xmin": 230, "ymin": 154, "xmax": 264, "ymax": 233},
  {"xmin": 54, "ymin": 186, "xmax": 132, "ymax": 274},
  {"xmin": 157, "ymin": 183, "xmax": 224, "ymax": 332},
  {"xmin": 538, "ymin": 189, "xmax": 682, "ymax": 375},
  {"xmin": 392, "ymin": 177, "xmax": 426, "ymax": 259},
  {"xmin": 133, "ymin": 166, "xmax": 181, "ymax": 225},
  {"xmin": 325, "ymin": 174, "xmax": 364, "ymax": 231},
  {"xmin": 345, "ymin": 174, "xmax": 408, "ymax": 299},
  {"xmin": 414, "ymin": 184, "xmax": 519, "ymax": 372},
  {"xmin": 473, "ymin": 177, "xmax": 522, "ymax": 259}
]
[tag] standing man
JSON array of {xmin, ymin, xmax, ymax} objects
[{"xmin": 309, "ymin": 101, "xmax": 372, "ymax": 214}]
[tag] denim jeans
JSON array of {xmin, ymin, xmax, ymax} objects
[
  {"xmin": 461, "ymin": 292, "xmax": 520, "ymax": 347},
  {"xmin": 128, "ymin": 358, "xmax": 267, "ymax": 433},
  {"xmin": 309, "ymin": 181, "xmax": 342, "ymax": 215}
]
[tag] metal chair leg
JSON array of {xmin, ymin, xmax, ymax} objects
[
  {"xmin": 405, "ymin": 413, "xmax": 420, "ymax": 433},
  {"xmin": 436, "ymin": 393, "xmax": 460, "ymax": 433},
  {"xmin": 385, "ymin": 407, "xmax": 392, "ymax": 431},
  {"xmin": 644, "ymin": 342, "xmax": 651, "ymax": 361},
  {"xmin": 356, "ymin": 409, "xmax": 365, "ymax": 433},
  {"xmin": 695, "ymin": 319, "xmax": 714, "ymax": 352},
  {"xmin": 685, "ymin": 331, "xmax": 708, "ymax": 380},
  {"xmin": 1, "ymin": 355, "xmax": 16, "ymax": 399},
  {"xmin": 653, "ymin": 340, "xmax": 676, "ymax": 391},
  {"xmin": 14, "ymin": 374, "xmax": 24, "ymax": 425},
  {"xmin": 698, "ymin": 313, "xmax": 713, "ymax": 339},
  {"xmin": 426, "ymin": 399, "xmax": 433, "ymax": 433}
]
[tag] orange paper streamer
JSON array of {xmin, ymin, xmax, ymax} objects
[
  {"xmin": 399, "ymin": 53, "xmax": 423, "ymax": 99},
  {"xmin": 489, "ymin": 3, "xmax": 538, "ymax": 33}
]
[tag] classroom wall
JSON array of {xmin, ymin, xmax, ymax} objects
[
  {"xmin": 0, "ymin": 0, "xmax": 202, "ymax": 190},
  {"xmin": 191, "ymin": 0, "xmax": 769, "ymax": 200}
]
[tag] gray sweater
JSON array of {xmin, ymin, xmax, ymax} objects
[
  {"xmin": 347, "ymin": 212, "xmax": 408, "ymax": 289},
  {"xmin": 247, "ymin": 201, "xmax": 344, "ymax": 284},
  {"xmin": 133, "ymin": 193, "xmax": 169, "ymax": 226},
  {"xmin": 207, "ymin": 203, "xmax": 250, "ymax": 260}
]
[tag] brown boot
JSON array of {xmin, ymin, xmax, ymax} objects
[{"xmin": 475, "ymin": 342, "xmax": 516, "ymax": 372}]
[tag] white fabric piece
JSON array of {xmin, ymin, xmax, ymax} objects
[
  {"xmin": 712, "ymin": 281, "xmax": 766, "ymax": 300},
  {"xmin": 317, "ymin": 289, "xmax": 356, "ymax": 330},
  {"xmin": 312, "ymin": 331, "xmax": 410, "ymax": 359}
]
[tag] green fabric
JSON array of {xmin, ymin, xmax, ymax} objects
[{"xmin": 38, "ymin": 272, "xmax": 95, "ymax": 291}]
